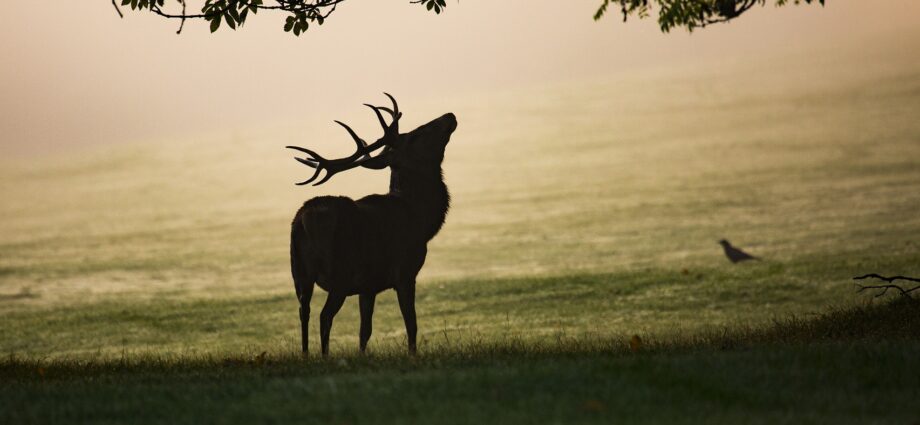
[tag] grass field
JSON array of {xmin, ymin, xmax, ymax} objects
[
  {"xmin": 3, "ymin": 299, "xmax": 919, "ymax": 424},
  {"xmin": 2, "ymin": 51, "xmax": 920, "ymax": 423}
]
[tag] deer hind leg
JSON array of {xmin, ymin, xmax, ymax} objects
[
  {"xmin": 359, "ymin": 293, "xmax": 377, "ymax": 353},
  {"xmin": 291, "ymin": 242, "xmax": 315, "ymax": 357},
  {"xmin": 297, "ymin": 281, "xmax": 314, "ymax": 356},
  {"xmin": 319, "ymin": 292, "xmax": 346, "ymax": 357},
  {"xmin": 396, "ymin": 284, "xmax": 418, "ymax": 354}
]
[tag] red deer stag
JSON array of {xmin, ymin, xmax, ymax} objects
[{"xmin": 288, "ymin": 93, "xmax": 456, "ymax": 356}]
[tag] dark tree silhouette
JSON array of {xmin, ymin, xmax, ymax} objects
[
  {"xmin": 288, "ymin": 94, "xmax": 456, "ymax": 356},
  {"xmin": 112, "ymin": 0, "xmax": 446, "ymax": 35},
  {"xmin": 113, "ymin": 0, "xmax": 824, "ymax": 35},
  {"xmin": 594, "ymin": 0, "xmax": 826, "ymax": 32}
]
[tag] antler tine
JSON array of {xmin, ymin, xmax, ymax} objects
[
  {"xmin": 286, "ymin": 145, "xmax": 321, "ymax": 157},
  {"xmin": 383, "ymin": 92, "xmax": 399, "ymax": 118},
  {"xmin": 363, "ymin": 93, "xmax": 401, "ymax": 136},
  {"xmin": 371, "ymin": 105, "xmax": 398, "ymax": 120},
  {"xmin": 383, "ymin": 92, "xmax": 400, "ymax": 133},
  {"xmin": 287, "ymin": 93, "xmax": 402, "ymax": 186},
  {"xmin": 286, "ymin": 145, "xmax": 324, "ymax": 184},
  {"xmin": 334, "ymin": 120, "xmax": 371, "ymax": 160},
  {"xmin": 364, "ymin": 104, "xmax": 390, "ymax": 132},
  {"xmin": 294, "ymin": 157, "xmax": 319, "ymax": 168},
  {"xmin": 311, "ymin": 169, "xmax": 337, "ymax": 186},
  {"xmin": 295, "ymin": 166, "xmax": 323, "ymax": 186},
  {"xmin": 362, "ymin": 98, "xmax": 401, "ymax": 151}
]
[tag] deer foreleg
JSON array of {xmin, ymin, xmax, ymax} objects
[
  {"xmin": 396, "ymin": 284, "xmax": 417, "ymax": 354},
  {"xmin": 319, "ymin": 292, "xmax": 346, "ymax": 357},
  {"xmin": 359, "ymin": 293, "xmax": 377, "ymax": 353}
]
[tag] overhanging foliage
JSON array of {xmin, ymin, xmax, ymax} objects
[{"xmin": 112, "ymin": 0, "xmax": 825, "ymax": 36}]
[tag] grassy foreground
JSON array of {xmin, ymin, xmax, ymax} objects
[{"xmin": 2, "ymin": 298, "xmax": 919, "ymax": 424}]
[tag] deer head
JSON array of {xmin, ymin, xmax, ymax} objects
[{"xmin": 287, "ymin": 93, "xmax": 456, "ymax": 186}]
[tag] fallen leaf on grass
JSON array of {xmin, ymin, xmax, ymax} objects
[
  {"xmin": 629, "ymin": 335, "xmax": 642, "ymax": 352},
  {"xmin": 581, "ymin": 399, "xmax": 605, "ymax": 412}
]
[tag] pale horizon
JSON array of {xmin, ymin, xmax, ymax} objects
[{"xmin": 2, "ymin": 1, "xmax": 919, "ymax": 157}]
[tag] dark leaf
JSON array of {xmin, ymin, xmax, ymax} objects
[{"xmin": 229, "ymin": 5, "xmax": 241, "ymax": 22}]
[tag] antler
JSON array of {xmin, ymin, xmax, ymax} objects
[{"xmin": 287, "ymin": 93, "xmax": 401, "ymax": 186}]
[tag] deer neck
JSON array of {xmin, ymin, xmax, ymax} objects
[{"xmin": 389, "ymin": 168, "xmax": 450, "ymax": 241}]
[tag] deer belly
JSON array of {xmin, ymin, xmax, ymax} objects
[
  {"xmin": 314, "ymin": 262, "xmax": 400, "ymax": 296},
  {"xmin": 310, "ymin": 227, "xmax": 421, "ymax": 295}
]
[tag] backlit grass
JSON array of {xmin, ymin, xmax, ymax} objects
[
  {"xmin": 2, "ymin": 299, "xmax": 918, "ymax": 424},
  {"xmin": 1, "ymin": 53, "xmax": 919, "ymax": 423}
]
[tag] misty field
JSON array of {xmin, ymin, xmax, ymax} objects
[{"xmin": 2, "ymin": 55, "xmax": 920, "ymax": 423}]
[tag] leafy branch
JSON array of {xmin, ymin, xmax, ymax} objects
[
  {"xmin": 593, "ymin": 0, "xmax": 826, "ymax": 32},
  {"xmin": 113, "ymin": 0, "xmax": 447, "ymax": 36},
  {"xmin": 113, "ymin": 0, "xmax": 825, "ymax": 36},
  {"xmin": 410, "ymin": 0, "xmax": 447, "ymax": 15}
]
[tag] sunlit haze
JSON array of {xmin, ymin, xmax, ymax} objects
[{"xmin": 1, "ymin": 1, "xmax": 918, "ymax": 155}]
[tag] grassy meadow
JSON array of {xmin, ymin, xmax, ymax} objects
[{"xmin": 2, "ymin": 51, "xmax": 920, "ymax": 423}]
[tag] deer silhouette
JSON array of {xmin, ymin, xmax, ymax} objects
[{"xmin": 287, "ymin": 94, "xmax": 456, "ymax": 356}]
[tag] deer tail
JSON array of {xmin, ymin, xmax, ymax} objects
[
  {"xmin": 293, "ymin": 202, "xmax": 340, "ymax": 286},
  {"xmin": 299, "ymin": 204, "xmax": 338, "ymax": 257},
  {"xmin": 290, "ymin": 218, "xmax": 317, "ymax": 302}
]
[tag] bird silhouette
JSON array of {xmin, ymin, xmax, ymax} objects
[{"xmin": 719, "ymin": 239, "xmax": 760, "ymax": 263}]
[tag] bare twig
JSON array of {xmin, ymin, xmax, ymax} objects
[
  {"xmin": 854, "ymin": 274, "xmax": 920, "ymax": 284},
  {"xmin": 112, "ymin": 0, "xmax": 124, "ymax": 18},
  {"xmin": 853, "ymin": 274, "xmax": 920, "ymax": 298},
  {"xmin": 150, "ymin": 5, "xmax": 222, "ymax": 20},
  {"xmin": 177, "ymin": 0, "xmax": 186, "ymax": 34}
]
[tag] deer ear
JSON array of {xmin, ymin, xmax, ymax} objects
[{"xmin": 359, "ymin": 151, "xmax": 390, "ymax": 170}]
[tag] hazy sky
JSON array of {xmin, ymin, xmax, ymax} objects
[{"xmin": 1, "ymin": 1, "xmax": 918, "ymax": 155}]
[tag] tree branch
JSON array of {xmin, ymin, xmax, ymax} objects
[
  {"xmin": 112, "ymin": 0, "xmax": 124, "ymax": 18},
  {"xmin": 136, "ymin": 0, "xmax": 348, "ymax": 35},
  {"xmin": 853, "ymin": 274, "xmax": 920, "ymax": 298},
  {"xmin": 595, "ymin": 0, "xmax": 824, "ymax": 32},
  {"xmin": 177, "ymin": 0, "xmax": 187, "ymax": 34},
  {"xmin": 148, "ymin": 0, "xmax": 340, "ymax": 19}
]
